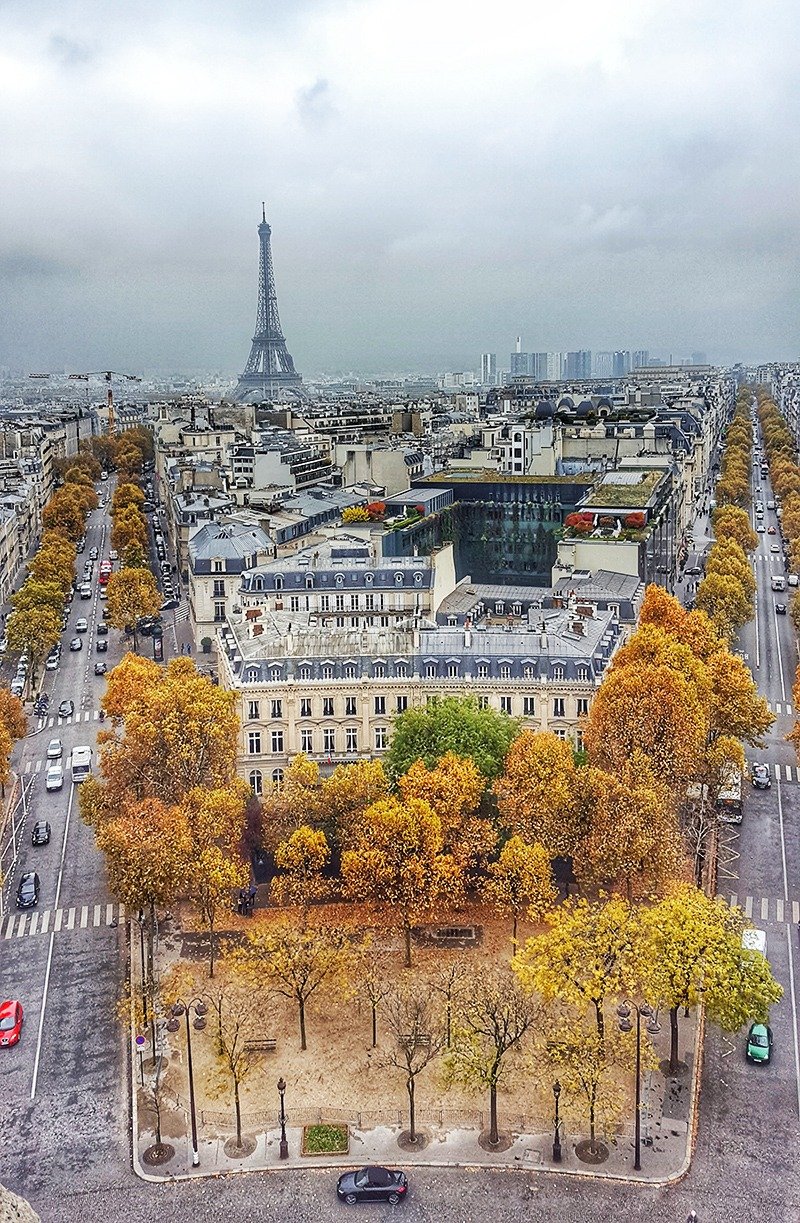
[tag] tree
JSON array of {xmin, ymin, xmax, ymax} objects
[
  {"xmin": 707, "ymin": 651, "xmax": 773, "ymax": 744},
  {"xmin": 514, "ymin": 895, "xmax": 639, "ymax": 1041},
  {"xmin": 111, "ymin": 506, "xmax": 147, "ymax": 557},
  {"xmin": 572, "ymin": 754, "xmax": 682, "ymax": 901},
  {"xmin": 42, "ymin": 489, "xmax": 86, "ymax": 541},
  {"xmin": 180, "ymin": 784, "xmax": 250, "ymax": 976},
  {"xmin": 483, "ymin": 836, "xmax": 557, "ymax": 947},
  {"xmin": 353, "ymin": 940, "xmax": 392, "ymax": 1048},
  {"xmin": 12, "ymin": 578, "xmax": 65, "ymax": 618},
  {"xmin": 546, "ymin": 1013, "xmax": 631, "ymax": 1157},
  {"xmin": 342, "ymin": 506, "xmax": 369, "ymax": 523},
  {"xmin": 245, "ymin": 923, "xmax": 350, "ymax": 1050},
  {"xmin": 341, "ymin": 795, "xmax": 464, "ymax": 967},
  {"xmin": 6, "ymin": 605, "xmax": 61, "ymax": 684},
  {"xmin": 430, "ymin": 959, "xmax": 471, "ymax": 1049},
  {"xmin": 637, "ymin": 584, "xmax": 722, "ymax": 662},
  {"xmin": 271, "ymin": 825, "xmax": 330, "ymax": 910},
  {"xmin": 583, "ymin": 662, "xmax": 706, "ymax": 788},
  {"xmin": 695, "ymin": 572, "xmax": 752, "ymax": 641},
  {"xmin": 105, "ymin": 568, "xmax": 162, "ymax": 650},
  {"xmin": 397, "ymin": 752, "xmax": 484, "ymax": 847},
  {"xmin": 202, "ymin": 953, "xmax": 271, "ymax": 1150},
  {"xmin": 321, "ymin": 758, "xmax": 388, "ymax": 849},
  {"xmin": 380, "ymin": 986, "xmax": 446, "ymax": 1144},
  {"xmin": 112, "ymin": 482, "xmax": 145, "ymax": 513},
  {"xmin": 0, "ymin": 690, "xmax": 27, "ymax": 795},
  {"xmin": 383, "ymin": 696, "xmax": 519, "ymax": 784},
  {"xmin": 495, "ymin": 731, "xmax": 580, "ymax": 853},
  {"xmin": 445, "ymin": 969, "xmax": 538, "ymax": 1147},
  {"xmin": 258, "ymin": 754, "xmax": 324, "ymax": 851}
]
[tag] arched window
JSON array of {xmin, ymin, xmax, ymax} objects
[
  {"xmin": 365, "ymin": 572, "xmax": 374, "ymax": 585},
  {"xmin": 252, "ymin": 575, "xmax": 265, "ymax": 592},
  {"xmin": 274, "ymin": 576, "xmax": 283, "ymax": 591},
  {"xmin": 245, "ymin": 666, "xmax": 260, "ymax": 683},
  {"xmin": 271, "ymin": 768, "xmax": 284, "ymax": 787},
  {"xmin": 248, "ymin": 769, "xmax": 263, "ymax": 796},
  {"xmin": 305, "ymin": 575, "xmax": 314, "ymax": 589},
  {"xmin": 394, "ymin": 572, "xmax": 404, "ymax": 585},
  {"xmin": 414, "ymin": 572, "xmax": 423, "ymax": 585},
  {"xmin": 335, "ymin": 573, "xmax": 344, "ymax": 587}
]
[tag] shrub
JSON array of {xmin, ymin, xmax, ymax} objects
[{"xmin": 625, "ymin": 512, "xmax": 646, "ymax": 529}]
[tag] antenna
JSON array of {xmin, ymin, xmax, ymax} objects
[{"xmin": 262, "ymin": 201, "xmax": 266, "ymax": 222}]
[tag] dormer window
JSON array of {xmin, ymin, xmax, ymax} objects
[
  {"xmin": 270, "ymin": 666, "xmax": 282, "ymax": 682},
  {"xmin": 394, "ymin": 572, "xmax": 404, "ymax": 585},
  {"xmin": 335, "ymin": 573, "xmax": 344, "ymax": 587},
  {"xmin": 365, "ymin": 573, "xmax": 374, "ymax": 585},
  {"xmin": 374, "ymin": 662, "xmax": 386, "ymax": 678},
  {"xmin": 252, "ymin": 575, "xmax": 265, "ymax": 592},
  {"xmin": 305, "ymin": 575, "xmax": 314, "ymax": 589},
  {"xmin": 414, "ymin": 572, "xmax": 423, "ymax": 585},
  {"xmin": 274, "ymin": 576, "xmax": 284, "ymax": 591}
]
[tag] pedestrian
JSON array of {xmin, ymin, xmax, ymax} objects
[
  {"xmin": 247, "ymin": 882, "xmax": 257, "ymax": 915},
  {"xmin": 236, "ymin": 888, "xmax": 246, "ymax": 916}
]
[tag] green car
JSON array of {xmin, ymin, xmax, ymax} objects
[{"xmin": 746, "ymin": 1023, "xmax": 773, "ymax": 1064}]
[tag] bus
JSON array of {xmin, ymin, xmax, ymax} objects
[
  {"xmin": 716, "ymin": 764, "xmax": 743, "ymax": 825},
  {"xmin": 70, "ymin": 745, "xmax": 93, "ymax": 784}
]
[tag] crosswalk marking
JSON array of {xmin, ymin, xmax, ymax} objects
[
  {"xmin": 787, "ymin": 765, "xmax": 793, "ymax": 781},
  {"xmin": 795, "ymin": 902, "xmax": 800, "ymax": 924},
  {"xmin": 777, "ymin": 899, "xmax": 784, "ymax": 922},
  {"xmin": 774, "ymin": 763, "xmax": 781, "ymax": 780},
  {"xmin": 745, "ymin": 896, "xmax": 753, "ymax": 917},
  {"xmin": 726, "ymin": 894, "xmax": 800, "ymax": 924},
  {"xmin": 760, "ymin": 897, "xmax": 769, "ymax": 920},
  {"xmin": 0, "ymin": 902, "xmax": 125, "ymax": 940}
]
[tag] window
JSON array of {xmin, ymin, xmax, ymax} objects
[
  {"xmin": 245, "ymin": 666, "xmax": 260, "ymax": 684},
  {"xmin": 414, "ymin": 572, "xmax": 423, "ymax": 585},
  {"xmin": 271, "ymin": 768, "xmax": 284, "ymax": 785},
  {"xmin": 350, "ymin": 593, "xmax": 359, "ymax": 610},
  {"xmin": 247, "ymin": 699, "xmax": 260, "ymax": 721},
  {"xmin": 212, "ymin": 579, "xmax": 225, "ymax": 597},
  {"xmin": 500, "ymin": 696, "xmax": 513, "ymax": 714},
  {"xmin": 248, "ymin": 769, "xmax": 262, "ymax": 796},
  {"xmin": 337, "ymin": 617, "xmax": 346, "ymax": 628},
  {"xmin": 374, "ymin": 695, "xmax": 386, "ymax": 715},
  {"xmin": 447, "ymin": 662, "xmax": 459, "ymax": 678},
  {"xmin": 252, "ymin": 576, "xmax": 265, "ymax": 592},
  {"xmin": 495, "ymin": 601, "xmax": 505, "ymax": 614},
  {"xmin": 305, "ymin": 575, "xmax": 314, "ymax": 589},
  {"xmin": 396, "ymin": 695, "xmax": 408, "ymax": 713},
  {"xmin": 300, "ymin": 697, "xmax": 312, "ymax": 718},
  {"xmin": 554, "ymin": 728, "xmax": 567, "ymax": 741},
  {"xmin": 335, "ymin": 593, "xmax": 345, "ymax": 612},
  {"xmin": 270, "ymin": 666, "xmax": 282, "ymax": 682},
  {"xmin": 344, "ymin": 663, "xmax": 356, "ymax": 679},
  {"xmin": 350, "ymin": 617, "xmax": 358, "ymax": 628},
  {"xmin": 323, "ymin": 727, "xmax": 336, "ymax": 754},
  {"xmin": 345, "ymin": 695, "xmax": 357, "ymax": 717},
  {"xmin": 213, "ymin": 600, "xmax": 225, "ymax": 622},
  {"xmin": 576, "ymin": 666, "xmax": 590, "ymax": 683},
  {"xmin": 321, "ymin": 664, "xmax": 333, "ymax": 680},
  {"xmin": 552, "ymin": 664, "xmax": 565, "ymax": 681},
  {"xmin": 271, "ymin": 729, "xmax": 284, "ymax": 754},
  {"xmin": 523, "ymin": 664, "xmax": 536, "ymax": 680},
  {"xmin": 500, "ymin": 663, "xmax": 511, "ymax": 680},
  {"xmin": 274, "ymin": 576, "xmax": 283, "ymax": 591},
  {"xmin": 323, "ymin": 697, "xmax": 334, "ymax": 717},
  {"xmin": 346, "ymin": 726, "xmax": 358, "ymax": 753},
  {"xmin": 213, "ymin": 559, "xmax": 224, "ymax": 573},
  {"xmin": 395, "ymin": 662, "xmax": 407, "ymax": 678},
  {"xmin": 577, "ymin": 698, "xmax": 589, "ymax": 717},
  {"xmin": 271, "ymin": 699, "xmax": 282, "ymax": 719},
  {"xmin": 575, "ymin": 730, "xmax": 584, "ymax": 750},
  {"xmin": 477, "ymin": 695, "xmax": 489, "ymax": 709},
  {"xmin": 300, "ymin": 728, "xmax": 313, "ymax": 753},
  {"xmin": 298, "ymin": 665, "xmax": 311, "ymax": 682},
  {"xmin": 365, "ymin": 593, "xmax": 374, "ymax": 611},
  {"xmin": 335, "ymin": 573, "xmax": 344, "ymax": 587},
  {"xmin": 374, "ymin": 662, "xmax": 386, "ymax": 678},
  {"xmin": 320, "ymin": 594, "xmax": 330, "ymax": 612},
  {"xmin": 394, "ymin": 572, "xmax": 404, "ymax": 585},
  {"xmin": 523, "ymin": 696, "xmax": 535, "ymax": 716},
  {"xmin": 553, "ymin": 698, "xmax": 565, "ymax": 718},
  {"xmin": 247, "ymin": 731, "xmax": 262, "ymax": 754},
  {"xmin": 365, "ymin": 573, "xmax": 373, "ymax": 585},
  {"xmin": 289, "ymin": 595, "xmax": 300, "ymax": 612},
  {"xmin": 512, "ymin": 603, "xmax": 522, "ymax": 616},
  {"xmin": 374, "ymin": 726, "xmax": 388, "ymax": 750},
  {"xmin": 425, "ymin": 662, "xmax": 437, "ymax": 678},
  {"xmin": 477, "ymin": 662, "xmax": 489, "ymax": 679}
]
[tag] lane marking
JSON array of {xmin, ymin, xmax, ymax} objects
[
  {"xmin": 93, "ymin": 903, "xmax": 101, "ymax": 927},
  {"xmin": 777, "ymin": 899, "xmax": 785, "ymax": 922},
  {"xmin": 745, "ymin": 896, "xmax": 753, "ymax": 917},
  {"xmin": 761, "ymin": 897, "xmax": 769, "ymax": 921},
  {"xmin": 40, "ymin": 910, "xmax": 50, "ymax": 934},
  {"xmin": 80, "ymin": 905, "xmax": 89, "ymax": 928}
]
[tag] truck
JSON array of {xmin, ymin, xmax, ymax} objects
[
  {"xmin": 70, "ymin": 745, "xmax": 93, "ymax": 784},
  {"xmin": 771, "ymin": 575, "xmax": 786, "ymax": 592},
  {"xmin": 742, "ymin": 928, "xmax": 767, "ymax": 957}
]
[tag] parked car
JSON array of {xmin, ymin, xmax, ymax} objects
[
  {"xmin": 770, "ymin": 544, "xmax": 780, "ymax": 553},
  {"xmin": 31, "ymin": 820, "xmax": 51, "ymax": 846},
  {"xmin": 751, "ymin": 763, "xmax": 771, "ymax": 789},
  {"xmin": 746, "ymin": 1022, "xmax": 773, "ymax": 1064},
  {"xmin": 46, "ymin": 738, "xmax": 62, "ymax": 760},
  {"xmin": 109, "ymin": 550, "xmax": 118, "ymax": 561},
  {"xmin": 45, "ymin": 764, "xmax": 64, "ymax": 791},
  {"xmin": 75, "ymin": 618, "xmax": 89, "ymax": 633},
  {"xmin": 89, "ymin": 547, "xmax": 99, "ymax": 559},
  {"xmin": 10, "ymin": 679, "xmax": 24, "ymax": 698},
  {"xmin": 79, "ymin": 584, "xmax": 92, "ymax": 599},
  {"xmin": 776, "ymin": 603, "xmax": 787, "ymax": 614},
  {"xmin": 69, "ymin": 638, "xmax": 82, "ymax": 651},
  {"xmin": 336, "ymin": 1168, "xmax": 408, "ymax": 1206},
  {"xmin": 0, "ymin": 1000, "xmax": 24, "ymax": 1047},
  {"xmin": 16, "ymin": 872, "xmax": 40, "ymax": 909},
  {"xmin": 756, "ymin": 524, "xmax": 766, "ymax": 533},
  {"xmin": 45, "ymin": 651, "xmax": 60, "ymax": 671},
  {"xmin": 160, "ymin": 599, "xmax": 180, "ymax": 612},
  {"xmin": 58, "ymin": 699, "xmax": 74, "ymax": 718}
]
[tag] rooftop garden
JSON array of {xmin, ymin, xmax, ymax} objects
[
  {"xmin": 424, "ymin": 470, "xmax": 596, "ymax": 485},
  {"xmin": 562, "ymin": 510, "xmax": 649, "ymax": 543},
  {"xmin": 582, "ymin": 470, "xmax": 662, "ymax": 509}
]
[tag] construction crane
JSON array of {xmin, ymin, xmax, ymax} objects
[{"xmin": 29, "ymin": 370, "xmax": 142, "ymax": 435}]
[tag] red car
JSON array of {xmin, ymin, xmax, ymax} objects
[
  {"xmin": 768, "ymin": 526, "xmax": 777, "ymax": 535},
  {"xmin": 0, "ymin": 999, "xmax": 23, "ymax": 1047}
]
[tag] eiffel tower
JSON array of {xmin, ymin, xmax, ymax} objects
[{"xmin": 232, "ymin": 206, "xmax": 304, "ymax": 402}]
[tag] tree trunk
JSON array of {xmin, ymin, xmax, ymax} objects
[
  {"xmin": 594, "ymin": 999, "xmax": 604, "ymax": 1041},
  {"xmin": 445, "ymin": 1000, "xmax": 452, "ymax": 1049},
  {"xmin": 299, "ymin": 997, "xmax": 307, "ymax": 1051},
  {"xmin": 208, "ymin": 907, "xmax": 216, "ymax": 978},
  {"xmin": 588, "ymin": 1085, "xmax": 597, "ymax": 1154},
  {"xmin": 407, "ymin": 1075, "xmax": 416, "ymax": 1143},
  {"xmin": 489, "ymin": 1080, "xmax": 499, "ymax": 1146},
  {"xmin": 512, "ymin": 912, "xmax": 518, "ymax": 949},
  {"xmin": 371, "ymin": 1003, "xmax": 377, "ymax": 1048},
  {"xmin": 669, "ymin": 1005, "xmax": 679, "ymax": 1074},
  {"xmin": 234, "ymin": 1077, "xmax": 242, "ymax": 1148},
  {"xmin": 403, "ymin": 921, "xmax": 412, "ymax": 969}
]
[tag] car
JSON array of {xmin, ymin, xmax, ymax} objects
[
  {"xmin": 768, "ymin": 526, "xmax": 777, "ymax": 535},
  {"xmin": 69, "ymin": 637, "xmax": 82, "ymax": 651},
  {"xmin": 0, "ymin": 636, "xmax": 7, "ymax": 652},
  {"xmin": 94, "ymin": 662, "xmax": 107, "ymax": 676},
  {"xmin": 89, "ymin": 547, "xmax": 99, "ymax": 559},
  {"xmin": 99, "ymin": 587, "xmax": 108, "ymax": 600},
  {"xmin": 75, "ymin": 617, "xmax": 89, "ymax": 633},
  {"xmin": 685, "ymin": 565, "xmax": 702, "ymax": 577},
  {"xmin": 58, "ymin": 699, "xmax": 74, "ymax": 718},
  {"xmin": 776, "ymin": 603, "xmax": 787, "ymax": 614},
  {"xmin": 80, "ymin": 584, "xmax": 92, "ymax": 599},
  {"xmin": 96, "ymin": 639, "xmax": 108, "ymax": 653},
  {"xmin": 751, "ymin": 763, "xmax": 771, "ymax": 789},
  {"xmin": 16, "ymin": 871, "xmax": 39, "ymax": 909},
  {"xmin": 746, "ymin": 1022, "xmax": 773, "ymax": 1064},
  {"xmin": 45, "ymin": 764, "xmax": 64, "ymax": 791},
  {"xmin": 31, "ymin": 820, "xmax": 51, "ymax": 846},
  {"xmin": 160, "ymin": 599, "xmax": 180, "ymax": 612},
  {"xmin": 336, "ymin": 1167, "xmax": 408, "ymax": 1206},
  {"xmin": 46, "ymin": 738, "xmax": 62, "ymax": 760},
  {"xmin": 770, "ymin": 544, "xmax": 780, "ymax": 553},
  {"xmin": 789, "ymin": 575, "xmax": 799, "ymax": 587},
  {"xmin": 102, "ymin": 607, "xmax": 110, "ymax": 620},
  {"xmin": 0, "ymin": 1000, "xmax": 24, "ymax": 1048},
  {"xmin": 96, "ymin": 622, "xmax": 109, "ymax": 636},
  {"xmin": 109, "ymin": 550, "xmax": 118, "ymax": 561},
  {"xmin": 756, "ymin": 524, "xmax": 766, "ymax": 533},
  {"xmin": 45, "ymin": 652, "xmax": 60, "ymax": 671},
  {"xmin": 10, "ymin": 679, "xmax": 24, "ymax": 698}
]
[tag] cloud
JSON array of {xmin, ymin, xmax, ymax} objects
[
  {"xmin": 48, "ymin": 33, "xmax": 95, "ymax": 68},
  {"xmin": 296, "ymin": 78, "xmax": 335, "ymax": 128}
]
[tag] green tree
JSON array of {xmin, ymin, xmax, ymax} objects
[{"xmin": 383, "ymin": 695, "xmax": 519, "ymax": 783}]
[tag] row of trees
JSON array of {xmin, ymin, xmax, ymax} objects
[
  {"xmin": 757, "ymin": 392, "xmax": 800, "ymax": 631},
  {"xmin": 156, "ymin": 880, "xmax": 780, "ymax": 1152},
  {"xmin": 104, "ymin": 479, "xmax": 161, "ymax": 650}
]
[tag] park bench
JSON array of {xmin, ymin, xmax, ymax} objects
[
  {"xmin": 244, "ymin": 1038, "xmax": 277, "ymax": 1053},
  {"xmin": 399, "ymin": 1033, "xmax": 432, "ymax": 1049}
]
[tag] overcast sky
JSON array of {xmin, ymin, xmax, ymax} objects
[{"xmin": 1, "ymin": 0, "xmax": 799, "ymax": 378}]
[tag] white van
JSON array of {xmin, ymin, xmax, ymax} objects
[
  {"xmin": 771, "ymin": 575, "xmax": 786, "ymax": 592},
  {"xmin": 742, "ymin": 928, "xmax": 767, "ymax": 957}
]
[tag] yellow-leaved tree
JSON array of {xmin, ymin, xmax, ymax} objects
[
  {"xmin": 105, "ymin": 568, "xmax": 163, "ymax": 649},
  {"xmin": 495, "ymin": 730, "xmax": 580, "ymax": 854},
  {"xmin": 271, "ymin": 825, "xmax": 330, "ymax": 911},
  {"xmin": 483, "ymin": 836, "xmax": 557, "ymax": 948}
]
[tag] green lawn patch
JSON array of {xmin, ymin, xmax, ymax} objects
[{"xmin": 302, "ymin": 1123, "xmax": 350, "ymax": 1156}]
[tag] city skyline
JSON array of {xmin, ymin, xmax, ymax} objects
[{"xmin": 1, "ymin": 0, "xmax": 799, "ymax": 377}]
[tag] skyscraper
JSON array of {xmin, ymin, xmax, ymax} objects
[
  {"xmin": 632, "ymin": 349, "xmax": 649, "ymax": 369},
  {"xmin": 480, "ymin": 353, "xmax": 497, "ymax": 384},
  {"xmin": 565, "ymin": 351, "xmax": 592, "ymax": 380},
  {"xmin": 612, "ymin": 350, "xmax": 631, "ymax": 377}
]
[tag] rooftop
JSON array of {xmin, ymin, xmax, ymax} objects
[{"xmin": 582, "ymin": 469, "xmax": 664, "ymax": 508}]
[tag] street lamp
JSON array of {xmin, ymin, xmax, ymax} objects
[
  {"xmin": 617, "ymin": 999, "xmax": 661, "ymax": 1172},
  {"xmin": 277, "ymin": 1076, "xmax": 289, "ymax": 1159},
  {"xmin": 167, "ymin": 997, "xmax": 207, "ymax": 1167},
  {"xmin": 552, "ymin": 1080, "xmax": 562, "ymax": 1163}
]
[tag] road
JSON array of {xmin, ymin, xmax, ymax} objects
[{"xmin": 1, "ymin": 459, "xmax": 800, "ymax": 1222}]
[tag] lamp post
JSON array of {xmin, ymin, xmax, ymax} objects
[
  {"xmin": 617, "ymin": 999, "xmax": 660, "ymax": 1172},
  {"xmin": 167, "ymin": 998, "xmax": 207, "ymax": 1167},
  {"xmin": 552, "ymin": 1080, "xmax": 562, "ymax": 1163},
  {"xmin": 277, "ymin": 1076, "xmax": 289, "ymax": 1159}
]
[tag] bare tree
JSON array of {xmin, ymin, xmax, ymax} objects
[
  {"xmin": 355, "ymin": 941, "xmax": 392, "ymax": 1048},
  {"xmin": 380, "ymin": 986, "xmax": 446, "ymax": 1144},
  {"xmin": 430, "ymin": 958, "xmax": 470, "ymax": 1049},
  {"xmin": 204, "ymin": 955, "xmax": 272, "ymax": 1149}
]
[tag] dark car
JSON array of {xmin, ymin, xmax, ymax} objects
[
  {"xmin": 31, "ymin": 820, "xmax": 51, "ymax": 846},
  {"xmin": 16, "ymin": 872, "xmax": 40, "ymax": 909},
  {"xmin": 160, "ymin": 598, "xmax": 180, "ymax": 612},
  {"xmin": 96, "ymin": 623, "xmax": 109, "ymax": 636},
  {"xmin": 96, "ymin": 639, "xmax": 108, "ymax": 653},
  {"xmin": 776, "ymin": 603, "xmax": 787, "ymax": 615},
  {"xmin": 685, "ymin": 565, "xmax": 702, "ymax": 576},
  {"xmin": 94, "ymin": 662, "xmax": 107, "ymax": 676},
  {"xmin": 336, "ymin": 1167, "xmax": 408, "ymax": 1206},
  {"xmin": 58, "ymin": 699, "xmax": 74, "ymax": 718}
]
